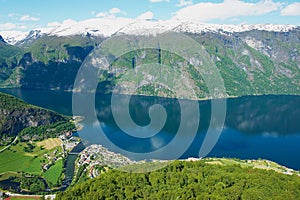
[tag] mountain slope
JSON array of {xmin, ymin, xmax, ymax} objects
[
  {"xmin": 96, "ymin": 29, "xmax": 300, "ymax": 98},
  {"xmin": 0, "ymin": 34, "xmax": 102, "ymax": 90},
  {"xmin": 0, "ymin": 22, "xmax": 299, "ymax": 98},
  {"xmin": 0, "ymin": 92, "xmax": 73, "ymax": 145},
  {"xmin": 0, "ymin": 42, "xmax": 23, "ymax": 86}
]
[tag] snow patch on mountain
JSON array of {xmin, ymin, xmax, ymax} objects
[
  {"xmin": 0, "ymin": 19, "xmax": 298, "ymax": 45},
  {"xmin": 0, "ymin": 28, "xmax": 53, "ymax": 45},
  {"xmin": 244, "ymin": 37, "xmax": 264, "ymax": 50},
  {"xmin": 173, "ymin": 21, "xmax": 298, "ymax": 34},
  {"xmin": 48, "ymin": 18, "xmax": 134, "ymax": 37},
  {"xmin": 0, "ymin": 31, "xmax": 28, "ymax": 45},
  {"xmin": 49, "ymin": 19, "xmax": 298, "ymax": 37},
  {"xmin": 116, "ymin": 19, "xmax": 181, "ymax": 35}
]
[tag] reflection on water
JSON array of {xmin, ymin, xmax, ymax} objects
[
  {"xmin": 1, "ymin": 89, "xmax": 300, "ymax": 169},
  {"xmin": 96, "ymin": 94, "xmax": 300, "ymax": 136},
  {"xmin": 0, "ymin": 88, "xmax": 73, "ymax": 116},
  {"xmin": 226, "ymin": 95, "xmax": 300, "ymax": 135},
  {"xmin": 0, "ymin": 178, "xmax": 20, "ymax": 192}
]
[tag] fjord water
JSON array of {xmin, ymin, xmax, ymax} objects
[{"xmin": 1, "ymin": 88, "xmax": 300, "ymax": 169}]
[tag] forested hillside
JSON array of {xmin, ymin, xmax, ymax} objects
[
  {"xmin": 0, "ymin": 92, "xmax": 74, "ymax": 145},
  {"xmin": 56, "ymin": 160, "xmax": 300, "ymax": 200}
]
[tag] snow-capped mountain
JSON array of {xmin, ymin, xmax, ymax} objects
[
  {"xmin": 116, "ymin": 19, "xmax": 181, "ymax": 35},
  {"xmin": 16, "ymin": 29, "xmax": 48, "ymax": 45},
  {"xmin": 0, "ymin": 18, "xmax": 299, "ymax": 99},
  {"xmin": 0, "ymin": 28, "xmax": 51, "ymax": 45},
  {"xmin": 0, "ymin": 31, "xmax": 28, "ymax": 45},
  {"xmin": 173, "ymin": 22, "xmax": 298, "ymax": 34},
  {"xmin": 50, "ymin": 18, "xmax": 134, "ymax": 37},
  {"xmin": 0, "ymin": 19, "xmax": 298, "ymax": 45}
]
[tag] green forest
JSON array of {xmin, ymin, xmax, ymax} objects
[{"xmin": 56, "ymin": 160, "xmax": 300, "ymax": 200}]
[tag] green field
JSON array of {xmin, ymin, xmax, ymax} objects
[
  {"xmin": 0, "ymin": 144, "xmax": 43, "ymax": 175},
  {"xmin": 203, "ymin": 158, "xmax": 298, "ymax": 175},
  {"xmin": 43, "ymin": 158, "xmax": 64, "ymax": 185},
  {"xmin": 0, "ymin": 172, "xmax": 21, "ymax": 181},
  {"xmin": 0, "ymin": 139, "xmax": 64, "ymax": 189}
]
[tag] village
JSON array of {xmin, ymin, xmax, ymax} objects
[{"xmin": 76, "ymin": 144, "xmax": 134, "ymax": 178}]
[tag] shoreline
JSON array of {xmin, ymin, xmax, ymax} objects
[
  {"xmin": 130, "ymin": 157, "xmax": 300, "ymax": 175},
  {"xmin": 75, "ymin": 142, "xmax": 300, "ymax": 173},
  {"xmin": 71, "ymin": 116, "xmax": 84, "ymax": 131},
  {"xmin": 1, "ymin": 87, "xmax": 300, "ymax": 102}
]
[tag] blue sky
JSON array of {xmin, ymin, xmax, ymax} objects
[{"xmin": 0, "ymin": 0, "xmax": 299, "ymax": 31}]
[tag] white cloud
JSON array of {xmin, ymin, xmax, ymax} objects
[
  {"xmin": 96, "ymin": 7, "xmax": 126, "ymax": 18},
  {"xmin": 19, "ymin": 25, "xmax": 27, "ymax": 29},
  {"xmin": 281, "ymin": 2, "xmax": 300, "ymax": 16},
  {"xmin": 60, "ymin": 19, "xmax": 77, "ymax": 26},
  {"xmin": 47, "ymin": 22, "xmax": 61, "ymax": 27},
  {"xmin": 0, "ymin": 23, "xmax": 16, "ymax": 30},
  {"xmin": 176, "ymin": 0, "xmax": 193, "ymax": 7},
  {"xmin": 46, "ymin": 19, "xmax": 77, "ymax": 28},
  {"xmin": 62, "ymin": 19, "xmax": 77, "ymax": 25},
  {"xmin": 149, "ymin": 0, "xmax": 169, "ymax": 2},
  {"xmin": 20, "ymin": 15, "xmax": 40, "ymax": 21},
  {"xmin": 109, "ymin": 8, "xmax": 121, "ymax": 14},
  {"xmin": 137, "ymin": 11, "xmax": 154, "ymax": 20},
  {"xmin": 96, "ymin": 12, "xmax": 108, "ymax": 18},
  {"xmin": 8, "ymin": 13, "xmax": 18, "ymax": 18},
  {"xmin": 173, "ymin": 0, "xmax": 281, "ymax": 22}
]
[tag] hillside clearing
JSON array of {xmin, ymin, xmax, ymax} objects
[{"xmin": 37, "ymin": 138, "xmax": 62, "ymax": 150}]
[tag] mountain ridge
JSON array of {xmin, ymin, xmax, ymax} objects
[{"xmin": 1, "ymin": 19, "xmax": 299, "ymax": 45}]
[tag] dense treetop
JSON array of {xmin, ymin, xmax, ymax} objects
[{"xmin": 57, "ymin": 160, "xmax": 300, "ymax": 200}]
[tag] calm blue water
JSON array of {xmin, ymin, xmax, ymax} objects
[{"xmin": 1, "ymin": 88, "xmax": 300, "ymax": 169}]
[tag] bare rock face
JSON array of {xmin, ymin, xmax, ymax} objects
[{"xmin": 0, "ymin": 35, "xmax": 5, "ymax": 43}]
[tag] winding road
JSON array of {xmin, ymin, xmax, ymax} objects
[{"xmin": 0, "ymin": 136, "xmax": 18, "ymax": 153}]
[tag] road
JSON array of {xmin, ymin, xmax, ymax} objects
[{"xmin": 0, "ymin": 136, "xmax": 18, "ymax": 153}]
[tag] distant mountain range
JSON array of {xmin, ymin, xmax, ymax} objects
[
  {"xmin": 0, "ymin": 19, "xmax": 299, "ymax": 45},
  {"xmin": 0, "ymin": 19, "xmax": 299, "ymax": 98}
]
